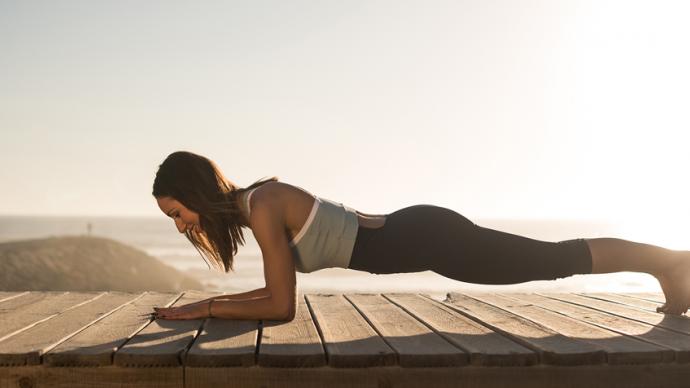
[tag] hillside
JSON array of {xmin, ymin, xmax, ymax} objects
[{"xmin": 0, "ymin": 235, "xmax": 204, "ymax": 292}]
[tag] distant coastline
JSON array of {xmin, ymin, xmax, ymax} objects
[{"xmin": 0, "ymin": 216, "xmax": 663, "ymax": 297}]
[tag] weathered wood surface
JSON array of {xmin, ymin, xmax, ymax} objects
[{"xmin": 1, "ymin": 291, "xmax": 688, "ymax": 388}]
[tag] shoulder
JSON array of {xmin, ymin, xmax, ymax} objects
[
  {"xmin": 249, "ymin": 181, "xmax": 287, "ymax": 207},
  {"xmin": 248, "ymin": 181, "xmax": 315, "ymax": 225},
  {"xmin": 247, "ymin": 181, "xmax": 288, "ymax": 224},
  {"xmin": 249, "ymin": 181, "xmax": 310, "ymax": 204}
]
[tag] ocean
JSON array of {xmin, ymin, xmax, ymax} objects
[{"xmin": 0, "ymin": 215, "xmax": 664, "ymax": 302}]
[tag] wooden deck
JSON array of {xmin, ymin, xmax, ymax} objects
[{"xmin": 0, "ymin": 291, "xmax": 689, "ymax": 388}]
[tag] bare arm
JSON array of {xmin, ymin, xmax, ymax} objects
[
  {"xmin": 153, "ymin": 288, "xmax": 292, "ymax": 321},
  {"xmin": 174, "ymin": 184, "xmax": 297, "ymax": 321},
  {"xmin": 181, "ymin": 287, "xmax": 272, "ymax": 307},
  {"xmin": 209, "ymin": 293, "xmax": 291, "ymax": 320}
]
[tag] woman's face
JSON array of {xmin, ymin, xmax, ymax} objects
[{"xmin": 156, "ymin": 196, "xmax": 201, "ymax": 234}]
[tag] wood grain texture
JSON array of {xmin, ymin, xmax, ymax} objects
[
  {"xmin": 576, "ymin": 293, "xmax": 664, "ymax": 313},
  {"xmin": 474, "ymin": 293, "xmax": 667, "ymax": 364},
  {"xmin": 385, "ymin": 293, "xmax": 536, "ymax": 366},
  {"xmin": 0, "ymin": 292, "xmax": 136, "ymax": 366},
  {"xmin": 527, "ymin": 292, "xmax": 689, "ymax": 362},
  {"xmin": 184, "ymin": 364, "xmax": 690, "ymax": 388},
  {"xmin": 305, "ymin": 294, "xmax": 396, "ymax": 367},
  {"xmin": 445, "ymin": 292, "xmax": 605, "ymax": 365},
  {"xmin": 571, "ymin": 293, "xmax": 690, "ymax": 336},
  {"xmin": 345, "ymin": 293, "xmax": 467, "ymax": 367},
  {"xmin": 185, "ymin": 318, "xmax": 259, "ymax": 367},
  {"xmin": 113, "ymin": 291, "xmax": 205, "ymax": 367},
  {"xmin": 257, "ymin": 294, "xmax": 326, "ymax": 367},
  {"xmin": 44, "ymin": 292, "xmax": 180, "ymax": 366},
  {"xmin": 1, "ymin": 291, "xmax": 688, "ymax": 388},
  {"xmin": 620, "ymin": 292, "xmax": 665, "ymax": 304},
  {"xmin": 0, "ymin": 365, "xmax": 182, "ymax": 388},
  {"xmin": 0, "ymin": 291, "xmax": 100, "ymax": 343},
  {"xmin": 0, "ymin": 292, "xmax": 29, "ymax": 304}
]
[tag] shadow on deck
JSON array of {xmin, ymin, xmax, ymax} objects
[{"xmin": 0, "ymin": 290, "xmax": 687, "ymax": 387}]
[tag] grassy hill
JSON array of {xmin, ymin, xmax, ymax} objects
[{"xmin": 0, "ymin": 235, "xmax": 204, "ymax": 292}]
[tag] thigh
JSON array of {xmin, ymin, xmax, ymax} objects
[
  {"xmin": 432, "ymin": 224, "xmax": 592, "ymax": 284},
  {"xmin": 348, "ymin": 205, "xmax": 592, "ymax": 283},
  {"xmin": 348, "ymin": 204, "xmax": 476, "ymax": 274}
]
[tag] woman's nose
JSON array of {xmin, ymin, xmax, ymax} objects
[{"xmin": 175, "ymin": 219, "xmax": 185, "ymax": 233}]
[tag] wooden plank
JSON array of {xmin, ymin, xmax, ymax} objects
[
  {"xmin": 113, "ymin": 290, "xmax": 208, "ymax": 367},
  {"xmin": 185, "ymin": 292, "xmax": 261, "ymax": 368},
  {"xmin": 256, "ymin": 294, "xmax": 326, "ymax": 367},
  {"xmin": 186, "ymin": 363, "xmax": 690, "ymax": 388},
  {"xmin": 0, "ymin": 292, "xmax": 29, "ymax": 303},
  {"xmin": 621, "ymin": 292, "xmax": 665, "ymax": 303},
  {"xmin": 385, "ymin": 293, "xmax": 536, "ymax": 366},
  {"xmin": 0, "ymin": 292, "xmax": 101, "ymax": 343},
  {"xmin": 0, "ymin": 292, "xmax": 60, "ymax": 312},
  {"xmin": 345, "ymin": 293, "xmax": 466, "ymax": 367},
  {"xmin": 6, "ymin": 291, "xmax": 690, "ymax": 388},
  {"xmin": 43, "ymin": 292, "xmax": 180, "ymax": 366},
  {"xmin": 0, "ymin": 365, "xmax": 182, "ymax": 388},
  {"xmin": 185, "ymin": 317, "xmax": 259, "ymax": 368},
  {"xmin": 305, "ymin": 294, "xmax": 396, "ymax": 367},
  {"xmin": 536, "ymin": 292, "xmax": 690, "ymax": 349},
  {"xmin": 186, "ymin": 366, "xmax": 376, "ymax": 388},
  {"xmin": 512, "ymin": 293, "xmax": 681, "ymax": 362},
  {"xmin": 571, "ymin": 293, "xmax": 690, "ymax": 337},
  {"xmin": 445, "ymin": 292, "xmax": 605, "ymax": 365},
  {"xmin": 576, "ymin": 293, "xmax": 663, "ymax": 313},
  {"xmin": 473, "ymin": 293, "xmax": 668, "ymax": 364},
  {"xmin": 0, "ymin": 292, "xmax": 139, "ymax": 366}
]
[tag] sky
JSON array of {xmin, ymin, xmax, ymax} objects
[{"xmin": 2, "ymin": 0, "xmax": 690, "ymax": 241}]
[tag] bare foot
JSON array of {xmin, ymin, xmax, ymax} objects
[{"xmin": 654, "ymin": 252, "xmax": 690, "ymax": 315}]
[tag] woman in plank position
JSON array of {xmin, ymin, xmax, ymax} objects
[{"xmin": 151, "ymin": 151, "xmax": 689, "ymax": 321}]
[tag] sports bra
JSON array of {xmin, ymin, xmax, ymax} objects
[{"xmin": 239, "ymin": 186, "xmax": 359, "ymax": 273}]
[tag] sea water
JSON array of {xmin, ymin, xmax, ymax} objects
[{"xmin": 0, "ymin": 215, "xmax": 665, "ymax": 301}]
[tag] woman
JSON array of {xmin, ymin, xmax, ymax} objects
[{"xmin": 151, "ymin": 151, "xmax": 690, "ymax": 321}]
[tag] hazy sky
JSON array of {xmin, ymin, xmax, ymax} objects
[{"xmin": 2, "ymin": 1, "xmax": 689, "ymax": 233}]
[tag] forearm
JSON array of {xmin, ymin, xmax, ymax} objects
[
  {"xmin": 186, "ymin": 287, "xmax": 271, "ymax": 306},
  {"xmin": 209, "ymin": 295, "xmax": 289, "ymax": 321}
]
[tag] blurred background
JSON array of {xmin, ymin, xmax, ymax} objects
[{"xmin": 2, "ymin": 0, "xmax": 688, "ymax": 299}]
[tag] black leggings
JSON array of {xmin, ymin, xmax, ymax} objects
[{"xmin": 348, "ymin": 205, "xmax": 592, "ymax": 285}]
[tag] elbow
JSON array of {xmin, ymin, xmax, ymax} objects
[
  {"xmin": 278, "ymin": 302, "xmax": 295, "ymax": 321},
  {"xmin": 267, "ymin": 288, "xmax": 296, "ymax": 321},
  {"xmin": 273, "ymin": 299, "xmax": 295, "ymax": 321},
  {"xmin": 283, "ymin": 305, "xmax": 296, "ymax": 321}
]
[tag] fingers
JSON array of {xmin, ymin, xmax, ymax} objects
[
  {"xmin": 151, "ymin": 306, "xmax": 176, "ymax": 319},
  {"xmin": 153, "ymin": 310, "xmax": 173, "ymax": 319}
]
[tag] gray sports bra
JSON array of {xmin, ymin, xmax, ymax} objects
[{"xmin": 240, "ymin": 187, "xmax": 359, "ymax": 273}]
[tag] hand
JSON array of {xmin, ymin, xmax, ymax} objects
[{"xmin": 153, "ymin": 303, "xmax": 209, "ymax": 320}]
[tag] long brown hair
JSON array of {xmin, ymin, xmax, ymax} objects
[{"xmin": 152, "ymin": 151, "xmax": 277, "ymax": 273}]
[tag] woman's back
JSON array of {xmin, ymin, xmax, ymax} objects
[
  {"xmin": 238, "ymin": 182, "xmax": 387, "ymax": 239},
  {"xmin": 238, "ymin": 182, "xmax": 384, "ymax": 273}
]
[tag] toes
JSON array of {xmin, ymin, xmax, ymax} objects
[
  {"xmin": 657, "ymin": 302, "xmax": 688, "ymax": 316},
  {"xmin": 657, "ymin": 303, "xmax": 675, "ymax": 314},
  {"xmin": 657, "ymin": 303, "xmax": 668, "ymax": 313}
]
